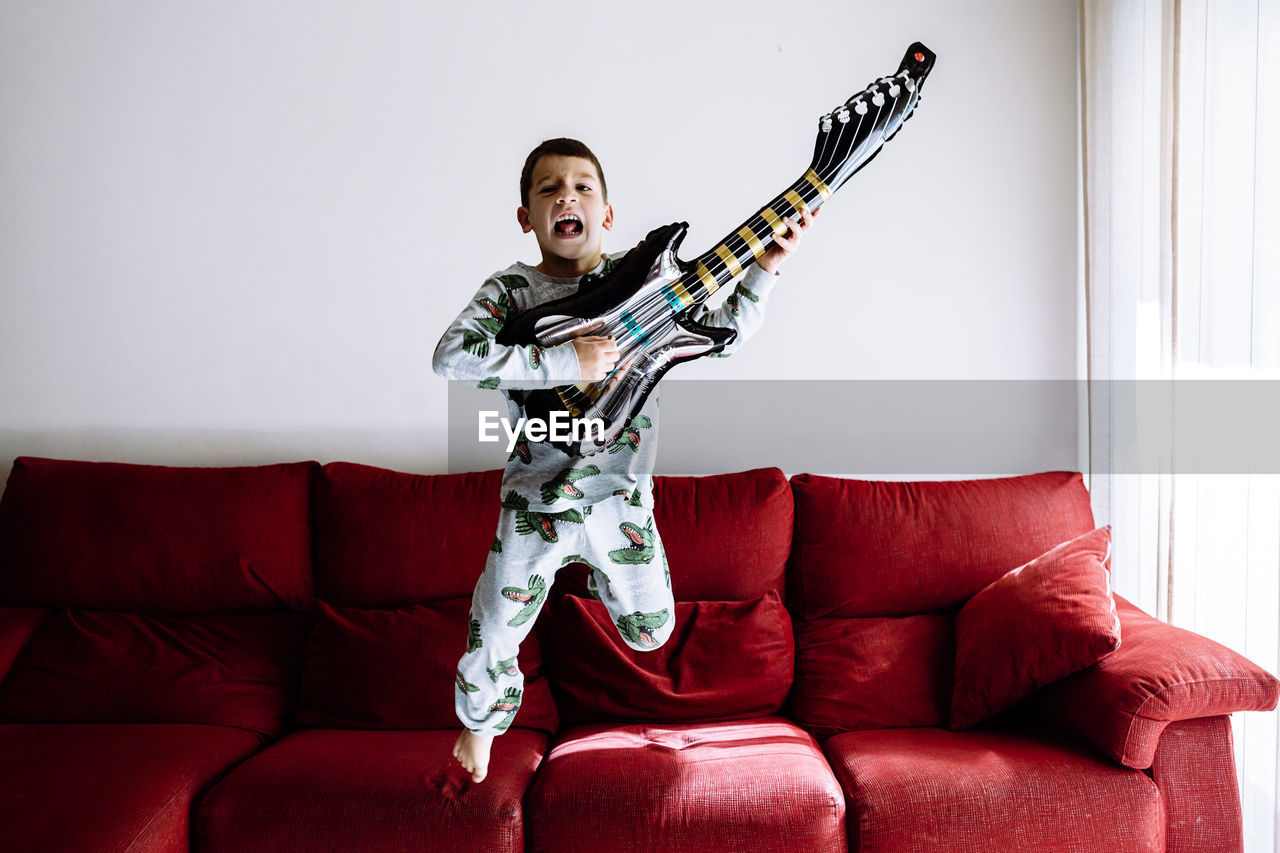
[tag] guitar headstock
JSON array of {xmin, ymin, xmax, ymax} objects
[{"xmin": 809, "ymin": 42, "xmax": 936, "ymax": 194}]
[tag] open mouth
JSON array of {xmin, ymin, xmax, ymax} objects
[{"xmin": 554, "ymin": 213, "xmax": 583, "ymax": 238}]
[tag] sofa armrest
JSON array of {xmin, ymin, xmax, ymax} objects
[
  {"xmin": 1034, "ymin": 595, "xmax": 1280, "ymax": 769},
  {"xmin": 0, "ymin": 607, "xmax": 49, "ymax": 683}
]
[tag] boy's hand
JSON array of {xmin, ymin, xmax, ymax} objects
[
  {"xmin": 573, "ymin": 335, "xmax": 619, "ymax": 380},
  {"xmin": 757, "ymin": 206, "xmax": 820, "ymax": 274}
]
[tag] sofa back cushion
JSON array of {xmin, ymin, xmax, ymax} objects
[
  {"xmin": 545, "ymin": 468, "xmax": 795, "ymax": 723},
  {"xmin": 296, "ymin": 597, "xmax": 558, "ymax": 733},
  {"xmin": 788, "ymin": 471, "xmax": 1096, "ymax": 736},
  {"xmin": 305, "ymin": 463, "xmax": 559, "ymax": 731},
  {"xmin": 792, "ymin": 613, "xmax": 955, "ymax": 738},
  {"xmin": 789, "ymin": 471, "xmax": 1096, "ymax": 620},
  {"xmin": 313, "ymin": 463, "xmax": 501, "ymax": 607},
  {"xmin": 0, "ymin": 610, "xmax": 310, "ymax": 737},
  {"xmin": 0, "ymin": 456, "xmax": 316, "ymax": 612},
  {"xmin": 651, "ymin": 467, "xmax": 794, "ymax": 601}
]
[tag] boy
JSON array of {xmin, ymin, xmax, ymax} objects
[{"xmin": 432, "ymin": 138, "xmax": 815, "ymax": 783}]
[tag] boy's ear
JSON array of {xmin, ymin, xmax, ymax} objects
[
  {"xmin": 602, "ymin": 203, "xmax": 614, "ymax": 231},
  {"xmin": 516, "ymin": 206, "xmax": 533, "ymax": 233}
]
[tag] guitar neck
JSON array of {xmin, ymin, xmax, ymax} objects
[{"xmin": 670, "ymin": 168, "xmax": 833, "ymax": 305}]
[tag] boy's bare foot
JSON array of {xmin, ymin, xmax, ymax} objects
[{"xmin": 452, "ymin": 729, "xmax": 493, "ymax": 782}]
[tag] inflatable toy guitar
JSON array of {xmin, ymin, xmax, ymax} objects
[{"xmin": 497, "ymin": 42, "xmax": 936, "ymax": 457}]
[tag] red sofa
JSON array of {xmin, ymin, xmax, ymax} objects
[{"xmin": 0, "ymin": 456, "xmax": 1276, "ymax": 852}]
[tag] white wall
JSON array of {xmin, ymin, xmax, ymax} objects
[{"xmin": 0, "ymin": 0, "xmax": 1080, "ymax": 483}]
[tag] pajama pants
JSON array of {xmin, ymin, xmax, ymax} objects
[{"xmin": 455, "ymin": 492, "xmax": 675, "ymax": 736}]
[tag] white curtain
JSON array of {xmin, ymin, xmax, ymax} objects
[{"xmin": 1080, "ymin": 0, "xmax": 1280, "ymax": 849}]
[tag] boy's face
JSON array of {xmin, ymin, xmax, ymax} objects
[{"xmin": 517, "ymin": 155, "xmax": 613, "ymax": 270}]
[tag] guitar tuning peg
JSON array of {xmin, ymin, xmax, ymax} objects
[
  {"xmin": 821, "ymin": 114, "xmax": 833, "ymax": 132},
  {"xmin": 836, "ymin": 107, "xmax": 850, "ymax": 123},
  {"xmin": 872, "ymin": 91, "xmax": 886, "ymax": 107},
  {"xmin": 887, "ymin": 81, "xmax": 901, "ymax": 98},
  {"xmin": 898, "ymin": 72, "xmax": 916, "ymax": 92},
  {"xmin": 852, "ymin": 100, "xmax": 868, "ymax": 116}
]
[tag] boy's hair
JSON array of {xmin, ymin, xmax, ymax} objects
[{"xmin": 519, "ymin": 138, "xmax": 608, "ymax": 208}]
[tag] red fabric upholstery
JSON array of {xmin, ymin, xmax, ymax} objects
[
  {"xmin": 0, "ymin": 607, "xmax": 48, "ymax": 682},
  {"xmin": 0, "ymin": 457, "xmax": 315, "ymax": 612},
  {"xmin": 296, "ymin": 597, "xmax": 557, "ymax": 733},
  {"xmin": 792, "ymin": 613, "xmax": 954, "ymax": 737},
  {"xmin": 652, "ymin": 468, "xmax": 793, "ymax": 601},
  {"xmin": 0, "ymin": 723, "xmax": 262, "ymax": 853},
  {"xmin": 951, "ymin": 527, "xmax": 1120, "ymax": 729},
  {"xmin": 313, "ymin": 463, "xmax": 502, "ymax": 607},
  {"xmin": 789, "ymin": 472, "xmax": 1096, "ymax": 618},
  {"xmin": 1035, "ymin": 595, "xmax": 1280, "ymax": 768},
  {"xmin": 547, "ymin": 592, "xmax": 793, "ymax": 725},
  {"xmin": 527, "ymin": 717, "xmax": 846, "ymax": 853},
  {"xmin": 2, "ymin": 459, "xmax": 1271, "ymax": 853},
  {"xmin": 197, "ymin": 727, "xmax": 549, "ymax": 853},
  {"xmin": 1150, "ymin": 715, "xmax": 1244, "ymax": 853},
  {"xmin": 0, "ymin": 610, "xmax": 310, "ymax": 737},
  {"xmin": 825, "ymin": 726, "xmax": 1164, "ymax": 852}
]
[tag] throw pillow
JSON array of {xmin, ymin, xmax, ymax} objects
[
  {"xmin": 548, "ymin": 591, "xmax": 793, "ymax": 724},
  {"xmin": 296, "ymin": 597, "xmax": 558, "ymax": 733},
  {"xmin": 950, "ymin": 526, "xmax": 1120, "ymax": 730}
]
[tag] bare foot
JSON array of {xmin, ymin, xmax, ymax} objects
[{"xmin": 452, "ymin": 729, "xmax": 493, "ymax": 783}]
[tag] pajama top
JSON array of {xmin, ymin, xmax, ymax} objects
[{"xmin": 432, "ymin": 248, "xmax": 780, "ymax": 511}]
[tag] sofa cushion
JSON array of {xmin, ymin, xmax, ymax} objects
[
  {"xmin": 0, "ymin": 456, "xmax": 316, "ymax": 612},
  {"xmin": 651, "ymin": 467, "xmax": 793, "ymax": 601},
  {"xmin": 197, "ymin": 727, "xmax": 550, "ymax": 853},
  {"xmin": 527, "ymin": 717, "xmax": 846, "ymax": 853},
  {"xmin": 296, "ymin": 597, "xmax": 557, "ymax": 733},
  {"xmin": 951, "ymin": 527, "xmax": 1120, "ymax": 729},
  {"xmin": 792, "ymin": 613, "xmax": 954, "ymax": 737},
  {"xmin": 789, "ymin": 471, "xmax": 1096, "ymax": 619},
  {"xmin": 0, "ymin": 610, "xmax": 310, "ymax": 737},
  {"xmin": 0, "ymin": 722, "xmax": 263, "ymax": 853},
  {"xmin": 0, "ymin": 607, "xmax": 48, "ymax": 682},
  {"xmin": 313, "ymin": 463, "xmax": 502, "ymax": 607},
  {"xmin": 824, "ymin": 726, "xmax": 1163, "ymax": 853},
  {"xmin": 547, "ymin": 592, "xmax": 793, "ymax": 724}
]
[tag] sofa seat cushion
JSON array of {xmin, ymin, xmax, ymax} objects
[
  {"xmin": 197, "ymin": 727, "xmax": 549, "ymax": 853},
  {"xmin": 824, "ymin": 726, "xmax": 1164, "ymax": 853},
  {"xmin": 0, "ymin": 722, "xmax": 263, "ymax": 853},
  {"xmin": 527, "ymin": 717, "xmax": 846, "ymax": 853}
]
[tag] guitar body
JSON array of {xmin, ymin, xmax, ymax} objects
[
  {"xmin": 497, "ymin": 43, "xmax": 937, "ymax": 457},
  {"xmin": 496, "ymin": 221, "xmax": 736, "ymax": 453}
]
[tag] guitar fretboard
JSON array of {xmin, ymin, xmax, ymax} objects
[{"xmin": 659, "ymin": 167, "xmax": 834, "ymax": 310}]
